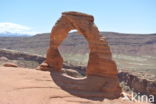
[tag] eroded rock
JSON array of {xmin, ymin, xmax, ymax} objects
[
  {"xmin": 37, "ymin": 11, "xmax": 122, "ymax": 99},
  {"xmin": 3, "ymin": 62, "xmax": 18, "ymax": 67}
]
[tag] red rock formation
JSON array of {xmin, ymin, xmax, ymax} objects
[
  {"xmin": 3, "ymin": 62, "xmax": 18, "ymax": 67},
  {"xmin": 38, "ymin": 11, "xmax": 122, "ymax": 99}
]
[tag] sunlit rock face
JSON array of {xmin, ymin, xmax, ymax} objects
[{"xmin": 37, "ymin": 11, "xmax": 122, "ymax": 99}]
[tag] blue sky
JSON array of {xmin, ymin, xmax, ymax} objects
[{"xmin": 0, "ymin": 0, "xmax": 156, "ymax": 34}]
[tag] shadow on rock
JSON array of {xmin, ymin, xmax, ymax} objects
[{"xmin": 50, "ymin": 70, "xmax": 121, "ymax": 101}]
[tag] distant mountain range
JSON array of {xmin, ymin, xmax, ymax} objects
[
  {"xmin": 0, "ymin": 31, "xmax": 156, "ymax": 74},
  {"xmin": 0, "ymin": 31, "xmax": 156, "ymax": 56},
  {"xmin": 0, "ymin": 32, "xmax": 32, "ymax": 37}
]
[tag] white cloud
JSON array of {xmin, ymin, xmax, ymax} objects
[{"xmin": 0, "ymin": 22, "xmax": 38, "ymax": 35}]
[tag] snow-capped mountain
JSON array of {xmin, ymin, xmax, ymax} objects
[
  {"xmin": 0, "ymin": 32, "xmax": 32, "ymax": 37},
  {"xmin": 0, "ymin": 23, "xmax": 37, "ymax": 37}
]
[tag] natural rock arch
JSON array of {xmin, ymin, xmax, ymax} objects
[
  {"xmin": 41, "ymin": 12, "xmax": 117, "ymax": 77},
  {"xmin": 37, "ymin": 11, "xmax": 122, "ymax": 99}
]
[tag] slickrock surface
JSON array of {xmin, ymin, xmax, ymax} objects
[{"xmin": 0, "ymin": 67, "xmax": 148, "ymax": 104}]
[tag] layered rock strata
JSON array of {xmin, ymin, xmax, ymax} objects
[{"xmin": 38, "ymin": 11, "xmax": 122, "ymax": 99}]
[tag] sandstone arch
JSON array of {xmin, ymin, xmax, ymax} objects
[{"xmin": 37, "ymin": 11, "xmax": 122, "ymax": 99}]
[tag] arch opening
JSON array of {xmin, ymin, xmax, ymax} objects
[{"xmin": 59, "ymin": 30, "xmax": 90, "ymax": 76}]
